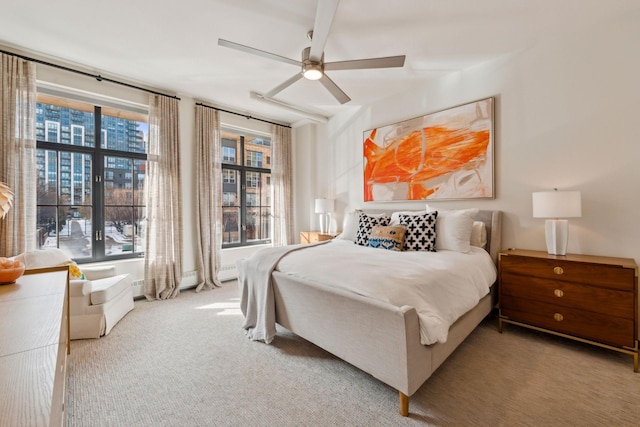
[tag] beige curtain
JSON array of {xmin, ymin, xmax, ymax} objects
[
  {"xmin": 194, "ymin": 105, "xmax": 222, "ymax": 291},
  {"xmin": 144, "ymin": 95, "xmax": 183, "ymax": 300},
  {"xmin": 271, "ymin": 124, "xmax": 293, "ymax": 246},
  {"xmin": 0, "ymin": 54, "xmax": 37, "ymax": 257}
]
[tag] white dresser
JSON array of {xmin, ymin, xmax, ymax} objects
[{"xmin": 0, "ymin": 267, "xmax": 70, "ymax": 427}]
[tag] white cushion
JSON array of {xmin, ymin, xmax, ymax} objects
[
  {"xmin": 470, "ymin": 221, "xmax": 487, "ymax": 248},
  {"xmin": 425, "ymin": 206, "xmax": 478, "ymax": 253},
  {"xmin": 90, "ymin": 274, "xmax": 131, "ymax": 305},
  {"xmin": 15, "ymin": 248, "xmax": 71, "ymax": 269},
  {"xmin": 338, "ymin": 210, "xmax": 361, "ymax": 241},
  {"xmin": 82, "ymin": 265, "xmax": 117, "ymax": 281}
]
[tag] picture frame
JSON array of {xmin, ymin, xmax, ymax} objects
[{"xmin": 363, "ymin": 97, "xmax": 494, "ymax": 202}]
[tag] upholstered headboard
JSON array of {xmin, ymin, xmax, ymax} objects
[
  {"xmin": 475, "ymin": 210, "xmax": 502, "ymax": 264},
  {"xmin": 361, "ymin": 209, "xmax": 503, "ymax": 264}
]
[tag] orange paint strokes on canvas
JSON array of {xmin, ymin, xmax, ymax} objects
[{"xmin": 364, "ymin": 126, "xmax": 490, "ymax": 201}]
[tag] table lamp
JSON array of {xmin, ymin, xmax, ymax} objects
[
  {"xmin": 315, "ymin": 198, "xmax": 335, "ymax": 234},
  {"xmin": 532, "ymin": 189, "xmax": 581, "ymax": 255}
]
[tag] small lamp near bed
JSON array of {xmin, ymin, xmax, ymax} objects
[
  {"xmin": 314, "ymin": 198, "xmax": 334, "ymax": 234},
  {"xmin": 532, "ymin": 189, "xmax": 581, "ymax": 256}
]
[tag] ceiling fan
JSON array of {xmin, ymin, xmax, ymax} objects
[{"xmin": 218, "ymin": 0, "xmax": 406, "ymax": 105}]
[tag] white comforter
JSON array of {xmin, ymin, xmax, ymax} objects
[{"xmin": 276, "ymin": 240, "xmax": 497, "ymax": 345}]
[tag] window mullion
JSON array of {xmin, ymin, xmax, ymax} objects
[
  {"xmin": 94, "ymin": 106, "xmax": 105, "ymax": 260},
  {"xmin": 240, "ymin": 135, "xmax": 246, "ymax": 245}
]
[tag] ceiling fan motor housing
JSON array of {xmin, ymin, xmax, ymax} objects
[{"xmin": 301, "ymin": 46, "xmax": 323, "ymax": 80}]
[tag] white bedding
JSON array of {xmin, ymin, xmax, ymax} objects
[{"xmin": 276, "ymin": 239, "xmax": 497, "ymax": 345}]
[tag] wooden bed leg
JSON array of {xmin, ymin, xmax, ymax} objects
[{"xmin": 399, "ymin": 392, "xmax": 409, "ymax": 417}]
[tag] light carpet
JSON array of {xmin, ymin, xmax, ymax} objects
[{"xmin": 66, "ymin": 281, "xmax": 640, "ymax": 426}]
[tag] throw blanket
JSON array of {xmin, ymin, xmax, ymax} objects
[{"xmin": 238, "ymin": 241, "xmax": 328, "ymax": 343}]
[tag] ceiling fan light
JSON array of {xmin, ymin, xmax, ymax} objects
[{"xmin": 302, "ymin": 64, "xmax": 323, "ymax": 80}]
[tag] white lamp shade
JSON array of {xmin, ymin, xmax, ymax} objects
[
  {"xmin": 315, "ymin": 198, "xmax": 335, "ymax": 214},
  {"xmin": 532, "ymin": 191, "xmax": 581, "ymax": 218}
]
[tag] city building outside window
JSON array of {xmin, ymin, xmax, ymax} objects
[
  {"xmin": 35, "ymin": 94, "xmax": 147, "ymax": 262},
  {"xmin": 246, "ymin": 150, "xmax": 262, "ymax": 168},
  {"xmin": 222, "ymin": 169, "xmax": 235, "ymax": 184},
  {"xmin": 222, "ymin": 146, "xmax": 236, "ymax": 163},
  {"xmin": 221, "ymin": 127, "xmax": 271, "ymax": 247}
]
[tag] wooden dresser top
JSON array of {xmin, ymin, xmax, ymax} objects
[{"xmin": 500, "ymin": 249, "xmax": 637, "ymax": 270}]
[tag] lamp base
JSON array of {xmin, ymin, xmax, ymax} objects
[
  {"xmin": 545, "ymin": 219, "xmax": 569, "ymax": 255},
  {"xmin": 319, "ymin": 213, "xmax": 332, "ymax": 234}
]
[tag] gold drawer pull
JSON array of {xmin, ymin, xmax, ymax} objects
[
  {"xmin": 553, "ymin": 266, "xmax": 564, "ymax": 275},
  {"xmin": 554, "ymin": 313, "xmax": 564, "ymax": 322},
  {"xmin": 554, "ymin": 289, "xmax": 564, "ymax": 298}
]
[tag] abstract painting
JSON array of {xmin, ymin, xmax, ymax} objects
[{"xmin": 363, "ymin": 97, "xmax": 494, "ymax": 202}]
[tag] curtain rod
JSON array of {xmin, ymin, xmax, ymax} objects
[
  {"xmin": 0, "ymin": 48, "xmax": 180, "ymax": 100},
  {"xmin": 196, "ymin": 102, "xmax": 291, "ymax": 129}
]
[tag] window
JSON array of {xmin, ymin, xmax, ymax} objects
[
  {"xmin": 221, "ymin": 128, "xmax": 271, "ymax": 247},
  {"xmin": 45, "ymin": 121, "xmax": 60, "ymax": 142},
  {"xmin": 246, "ymin": 171, "xmax": 259, "ymax": 188},
  {"xmin": 222, "ymin": 169, "xmax": 235, "ymax": 184},
  {"xmin": 36, "ymin": 94, "xmax": 147, "ymax": 262},
  {"xmin": 223, "ymin": 192, "xmax": 236, "ymax": 206},
  {"xmin": 222, "ymin": 146, "xmax": 236, "ymax": 163},
  {"xmin": 246, "ymin": 150, "xmax": 262, "ymax": 168}
]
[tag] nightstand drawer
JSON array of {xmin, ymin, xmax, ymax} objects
[
  {"xmin": 501, "ymin": 296, "xmax": 635, "ymax": 348},
  {"xmin": 501, "ymin": 272, "xmax": 635, "ymax": 319},
  {"xmin": 501, "ymin": 255, "xmax": 635, "ymax": 291}
]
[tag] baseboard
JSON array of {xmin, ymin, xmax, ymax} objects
[
  {"xmin": 131, "ymin": 270, "xmax": 199, "ymax": 298},
  {"xmin": 218, "ymin": 264, "xmax": 237, "ymax": 282}
]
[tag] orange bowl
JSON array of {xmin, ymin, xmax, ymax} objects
[{"xmin": 0, "ymin": 262, "xmax": 25, "ymax": 285}]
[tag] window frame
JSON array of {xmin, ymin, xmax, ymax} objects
[
  {"xmin": 36, "ymin": 99, "xmax": 148, "ymax": 263},
  {"xmin": 221, "ymin": 127, "xmax": 272, "ymax": 249}
]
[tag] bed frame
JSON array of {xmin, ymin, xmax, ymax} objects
[{"xmin": 271, "ymin": 210, "xmax": 502, "ymax": 416}]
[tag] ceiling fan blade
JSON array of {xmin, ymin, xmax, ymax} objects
[
  {"xmin": 308, "ymin": 0, "xmax": 340, "ymax": 62},
  {"xmin": 218, "ymin": 39, "xmax": 301, "ymax": 67},
  {"xmin": 319, "ymin": 74, "xmax": 350, "ymax": 104},
  {"xmin": 324, "ymin": 55, "xmax": 406, "ymax": 71},
  {"xmin": 264, "ymin": 73, "xmax": 304, "ymax": 98}
]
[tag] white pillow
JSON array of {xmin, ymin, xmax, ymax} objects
[
  {"xmin": 470, "ymin": 221, "xmax": 487, "ymax": 248},
  {"xmin": 14, "ymin": 248, "xmax": 71, "ymax": 269},
  {"xmin": 425, "ymin": 206, "xmax": 478, "ymax": 253},
  {"xmin": 389, "ymin": 210, "xmax": 427, "ymax": 226},
  {"xmin": 337, "ymin": 210, "xmax": 361, "ymax": 241}
]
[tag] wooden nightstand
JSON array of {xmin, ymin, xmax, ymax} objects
[
  {"xmin": 299, "ymin": 231, "xmax": 340, "ymax": 244},
  {"xmin": 498, "ymin": 249, "xmax": 639, "ymax": 371}
]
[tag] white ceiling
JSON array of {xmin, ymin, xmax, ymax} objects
[{"xmin": 1, "ymin": 0, "xmax": 638, "ymax": 125}]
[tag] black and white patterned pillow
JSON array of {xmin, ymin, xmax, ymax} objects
[
  {"xmin": 355, "ymin": 213, "xmax": 390, "ymax": 246},
  {"xmin": 399, "ymin": 212, "xmax": 438, "ymax": 251}
]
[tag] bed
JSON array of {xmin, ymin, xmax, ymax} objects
[{"xmin": 238, "ymin": 209, "xmax": 502, "ymax": 416}]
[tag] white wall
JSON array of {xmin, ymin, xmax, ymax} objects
[{"xmin": 293, "ymin": 9, "xmax": 640, "ymax": 264}]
